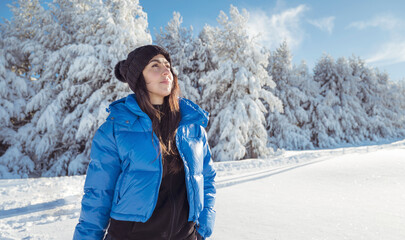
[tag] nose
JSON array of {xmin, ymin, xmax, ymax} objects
[{"xmin": 162, "ymin": 66, "xmax": 171, "ymax": 76}]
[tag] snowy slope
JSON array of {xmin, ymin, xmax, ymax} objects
[
  {"xmin": 1, "ymin": 139, "xmax": 404, "ymax": 240},
  {"xmin": 213, "ymin": 146, "xmax": 405, "ymax": 240}
]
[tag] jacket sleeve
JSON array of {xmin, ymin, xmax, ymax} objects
[
  {"xmin": 197, "ymin": 127, "xmax": 216, "ymax": 239},
  {"xmin": 73, "ymin": 120, "xmax": 121, "ymax": 240}
]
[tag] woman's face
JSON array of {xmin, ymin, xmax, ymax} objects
[{"xmin": 142, "ymin": 54, "xmax": 173, "ymax": 105}]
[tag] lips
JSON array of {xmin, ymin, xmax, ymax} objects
[{"xmin": 161, "ymin": 78, "xmax": 171, "ymax": 84}]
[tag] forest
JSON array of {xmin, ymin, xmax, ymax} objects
[{"xmin": 1, "ymin": 0, "xmax": 404, "ymax": 178}]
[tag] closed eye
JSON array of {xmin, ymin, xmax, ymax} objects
[{"xmin": 152, "ymin": 63, "xmax": 170, "ymax": 68}]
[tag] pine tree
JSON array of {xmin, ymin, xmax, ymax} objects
[
  {"xmin": 293, "ymin": 60, "xmax": 320, "ymax": 142},
  {"xmin": 311, "ymin": 54, "xmax": 405, "ymax": 148},
  {"xmin": 199, "ymin": 5, "xmax": 282, "ymax": 161},
  {"xmin": 311, "ymin": 54, "xmax": 344, "ymax": 147},
  {"xmin": 397, "ymin": 79, "xmax": 405, "ymax": 115},
  {"xmin": 311, "ymin": 55, "xmax": 368, "ymax": 147},
  {"xmin": 155, "ymin": 12, "xmax": 213, "ymax": 105},
  {"xmin": 0, "ymin": 0, "xmax": 45, "ymax": 178},
  {"xmin": 266, "ymin": 41, "xmax": 315, "ymax": 150},
  {"xmin": 373, "ymin": 70, "xmax": 405, "ymax": 138},
  {"xmin": 349, "ymin": 56, "xmax": 405, "ymax": 141},
  {"xmin": 334, "ymin": 57, "xmax": 369, "ymax": 144},
  {"xmin": 0, "ymin": 0, "xmax": 151, "ymax": 178}
]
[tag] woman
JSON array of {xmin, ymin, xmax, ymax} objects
[{"xmin": 73, "ymin": 45, "xmax": 216, "ymax": 240}]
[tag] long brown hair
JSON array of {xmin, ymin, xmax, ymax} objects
[{"xmin": 133, "ymin": 67, "xmax": 182, "ymax": 173}]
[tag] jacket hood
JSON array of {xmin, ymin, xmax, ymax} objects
[{"xmin": 106, "ymin": 94, "xmax": 209, "ymax": 128}]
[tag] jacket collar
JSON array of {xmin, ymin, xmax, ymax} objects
[
  {"xmin": 106, "ymin": 94, "xmax": 209, "ymax": 128},
  {"xmin": 178, "ymin": 96, "xmax": 209, "ymax": 128}
]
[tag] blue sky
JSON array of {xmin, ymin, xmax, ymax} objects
[{"xmin": 1, "ymin": 0, "xmax": 404, "ymax": 82}]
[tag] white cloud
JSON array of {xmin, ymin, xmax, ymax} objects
[
  {"xmin": 347, "ymin": 14, "xmax": 401, "ymax": 31},
  {"xmin": 307, "ymin": 16, "xmax": 335, "ymax": 34},
  {"xmin": 246, "ymin": 4, "xmax": 309, "ymax": 50},
  {"xmin": 349, "ymin": 14, "xmax": 405, "ymax": 66},
  {"xmin": 366, "ymin": 40, "xmax": 405, "ymax": 65}
]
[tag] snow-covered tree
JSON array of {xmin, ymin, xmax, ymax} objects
[
  {"xmin": 310, "ymin": 54, "xmax": 344, "ymax": 147},
  {"xmin": 293, "ymin": 60, "xmax": 320, "ymax": 140},
  {"xmin": 199, "ymin": 5, "xmax": 282, "ymax": 161},
  {"xmin": 397, "ymin": 79, "xmax": 405, "ymax": 114},
  {"xmin": 311, "ymin": 55, "xmax": 370, "ymax": 147},
  {"xmin": 0, "ymin": 0, "xmax": 45, "ymax": 178},
  {"xmin": 155, "ymin": 12, "xmax": 213, "ymax": 105},
  {"xmin": 349, "ymin": 56, "xmax": 405, "ymax": 141},
  {"xmin": 266, "ymin": 41, "xmax": 315, "ymax": 150},
  {"xmin": 311, "ymin": 54, "xmax": 405, "ymax": 148},
  {"xmin": 372, "ymin": 70, "xmax": 405, "ymax": 138},
  {"xmin": 0, "ymin": 0, "xmax": 151, "ymax": 178},
  {"xmin": 333, "ymin": 57, "xmax": 369, "ymax": 143}
]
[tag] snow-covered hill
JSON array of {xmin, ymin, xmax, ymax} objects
[{"xmin": 1, "ymin": 139, "xmax": 404, "ymax": 240}]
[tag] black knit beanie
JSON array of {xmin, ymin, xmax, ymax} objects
[{"xmin": 114, "ymin": 45, "xmax": 172, "ymax": 92}]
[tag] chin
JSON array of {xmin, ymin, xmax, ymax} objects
[{"xmin": 162, "ymin": 89, "xmax": 172, "ymax": 97}]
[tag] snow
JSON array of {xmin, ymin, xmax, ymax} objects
[
  {"xmin": 1, "ymin": 139, "xmax": 404, "ymax": 239},
  {"xmin": 213, "ymin": 146, "xmax": 405, "ymax": 240}
]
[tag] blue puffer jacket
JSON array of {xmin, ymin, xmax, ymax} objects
[{"xmin": 73, "ymin": 94, "xmax": 216, "ymax": 240}]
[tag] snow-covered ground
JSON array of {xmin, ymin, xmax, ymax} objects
[{"xmin": 1, "ymin": 139, "xmax": 404, "ymax": 240}]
